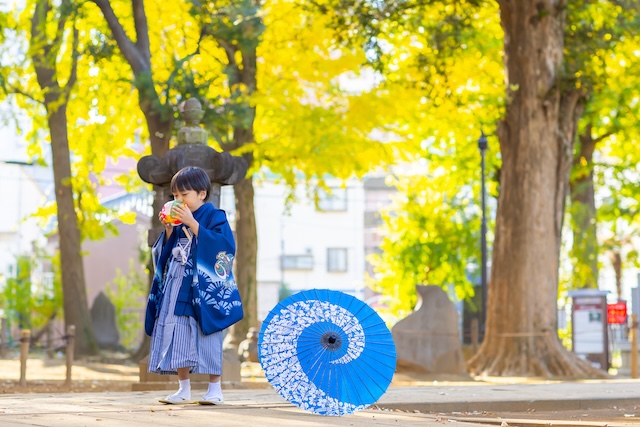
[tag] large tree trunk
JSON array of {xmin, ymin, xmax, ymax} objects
[
  {"xmin": 92, "ymin": 0, "xmax": 173, "ymax": 361},
  {"xmin": 214, "ymin": 8, "xmax": 262, "ymax": 346},
  {"xmin": 31, "ymin": 0, "xmax": 98, "ymax": 357},
  {"xmin": 48, "ymin": 103, "xmax": 99, "ymax": 356},
  {"xmin": 92, "ymin": 0, "xmax": 173, "ymax": 158},
  {"xmin": 569, "ymin": 125, "xmax": 598, "ymax": 289},
  {"xmin": 94, "ymin": 0, "xmax": 260, "ymax": 354},
  {"xmin": 467, "ymin": 1, "xmax": 604, "ymax": 377},
  {"xmin": 232, "ymin": 177, "xmax": 258, "ymax": 346}
]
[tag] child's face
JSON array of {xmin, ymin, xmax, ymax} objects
[{"xmin": 172, "ymin": 188, "xmax": 206, "ymax": 211}]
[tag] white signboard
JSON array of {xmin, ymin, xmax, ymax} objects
[
  {"xmin": 568, "ymin": 290, "xmax": 609, "ymax": 370},
  {"xmin": 573, "ymin": 300, "xmax": 605, "ymax": 354}
]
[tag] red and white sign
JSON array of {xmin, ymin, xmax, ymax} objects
[{"xmin": 607, "ymin": 301, "xmax": 627, "ymax": 325}]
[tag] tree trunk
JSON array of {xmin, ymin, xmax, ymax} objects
[
  {"xmin": 48, "ymin": 103, "xmax": 99, "ymax": 356},
  {"xmin": 31, "ymin": 0, "xmax": 98, "ymax": 357},
  {"xmin": 609, "ymin": 250, "xmax": 622, "ymax": 300},
  {"xmin": 569, "ymin": 126, "xmax": 598, "ymax": 288},
  {"xmin": 91, "ymin": 0, "xmax": 174, "ymax": 158},
  {"xmin": 134, "ymin": 73, "xmax": 173, "ymax": 159},
  {"xmin": 215, "ymin": 9, "xmax": 262, "ymax": 346},
  {"xmin": 467, "ymin": 1, "xmax": 604, "ymax": 377},
  {"xmin": 231, "ymin": 177, "xmax": 258, "ymax": 346},
  {"xmin": 92, "ymin": 0, "xmax": 174, "ymax": 360},
  {"xmin": 130, "ymin": 249, "xmax": 155, "ymax": 361}
]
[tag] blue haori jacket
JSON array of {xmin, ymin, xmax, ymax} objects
[{"xmin": 144, "ymin": 202, "xmax": 243, "ymax": 336}]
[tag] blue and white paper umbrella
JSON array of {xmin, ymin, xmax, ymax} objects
[{"xmin": 258, "ymin": 289, "xmax": 396, "ymax": 416}]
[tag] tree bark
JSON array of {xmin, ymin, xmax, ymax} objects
[
  {"xmin": 91, "ymin": 0, "xmax": 173, "ymax": 360},
  {"xmin": 569, "ymin": 125, "xmax": 598, "ymax": 288},
  {"xmin": 213, "ymin": 7, "xmax": 262, "ymax": 346},
  {"xmin": 91, "ymin": 0, "xmax": 173, "ymax": 157},
  {"xmin": 467, "ymin": 0, "xmax": 604, "ymax": 377},
  {"xmin": 49, "ymin": 104, "xmax": 99, "ymax": 356},
  {"xmin": 30, "ymin": 0, "xmax": 99, "ymax": 357},
  {"xmin": 610, "ymin": 251, "xmax": 622, "ymax": 299},
  {"xmin": 227, "ymin": 72, "xmax": 258, "ymax": 347},
  {"xmin": 231, "ymin": 177, "xmax": 258, "ymax": 346}
]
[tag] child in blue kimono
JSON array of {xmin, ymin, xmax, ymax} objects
[{"xmin": 144, "ymin": 166, "xmax": 241, "ymax": 405}]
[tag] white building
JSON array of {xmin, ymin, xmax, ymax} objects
[
  {"xmin": 250, "ymin": 178, "xmax": 368, "ymax": 321},
  {"xmin": 0, "ymin": 117, "xmax": 52, "ymax": 282},
  {"xmin": 79, "ymin": 172, "xmax": 390, "ymax": 333}
]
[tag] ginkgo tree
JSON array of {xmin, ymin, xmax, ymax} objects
[
  {"xmin": 566, "ymin": 9, "xmax": 640, "ymax": 295},
  {"xmin": 1, "ymin": 0, "xmax": 157, "ymax": 355},
  {"xmin": 0, "ymin": 0, "xmax": 104, "ymax": 355},
  {"xmin": 3, "ymin": 0, "xmax": 411, "ymax": 358},
  {"xmin": 357, "ymin": 1, "xmax": 505, "ymax": 322},
  {"xmin": 79, "ymin": 0, "xmax": 413, "ymax": 352},
  {"xmin": 310, "ymin": 0, "xmax": 639, "ymax": 377},
  {"xmin": 206, "ymin": 0, "xmax": 413, "ymax": 344},
  {"xmin": 466, "ymin": 0, "xmax": 640, "ymax": 377}
]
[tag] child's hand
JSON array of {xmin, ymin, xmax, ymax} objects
[
  {"xmin": 158, "ymin": 211, "xmax": 172, "ymax": 229},
  {"xmin": 158, "ymin": 211, "xmax": 173, "ymax": 240},
  {"xmin": 172, "ymin": 202, "xmax": 196, "ymax": 229}
]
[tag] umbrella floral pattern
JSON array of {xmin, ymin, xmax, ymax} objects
[{"xmin": 258, "ymin": 289, "xmax": 396, "ymax": 416}]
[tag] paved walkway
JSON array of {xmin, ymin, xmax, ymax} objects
[{"xmin": 1, "ymin": 379, "xmax": 640, "ymax": 426}]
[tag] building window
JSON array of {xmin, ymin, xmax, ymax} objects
[
  {"xmin": 317, "ymin": 188, "xmax": 347, "ymax": 212},
  {"xmin": 281, "ymin": 255, "xmax": 314, "ymax": 270},
  {"xmin": 327, "ymin": 248, "xmax": 348, "ymax": 272}
]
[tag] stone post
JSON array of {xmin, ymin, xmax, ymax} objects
[
  {"xmin": 65, "ymin": 325, "xmax": 75, "ymax": 387},
  {"xmin": 136, "ymin": 98, "xmax": 248, "ymax": 390},
  {"xmin": 19, "ymin": 329, "xmax": 30, "ymax": 386},
  {"xmin": 632, "ymin": 314, "xmax": 638, "ymax": 379},
  {"xmin": 0, "ymin": 318, "xmax": 7, "ymax": 357}
]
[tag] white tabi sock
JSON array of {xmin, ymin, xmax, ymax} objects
[
  {"xmin": 177, "ymin": 378, "xmax": 191, "ymax": 398},
  {"xmin": 207, "ymin": 380, "xmax": 221, "ymax": 395}
]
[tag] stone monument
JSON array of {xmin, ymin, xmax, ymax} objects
[
  {"xmin": 134, "ymin": 97, "xmax": 248, "ymax": 391},
  {"xmin": 392, "ymin": 285, "xmax": 469, "ymax": 375},
  {"xmin": 90, "ymin": 291, "xmax": 121, "ymax": 351},
  {"xmin": 238, "ymin": 327, "xmax": 259, "ymax": 363}
]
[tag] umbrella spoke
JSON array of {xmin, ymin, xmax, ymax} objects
[
  {"xmin": 350, "ymin": 352, "xmax": 395, "ymax": 393},
  {"xmin": 300, "ymin": 345, "xmax": 330, "ymax": 384},
  {"xmin": 334, "ymin": 357, "xmax": 363, "ymax": 412}
]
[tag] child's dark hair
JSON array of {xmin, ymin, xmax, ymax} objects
[{"xmin": 170, "ymin": 166, "xmax": 210, "ymax": 200}]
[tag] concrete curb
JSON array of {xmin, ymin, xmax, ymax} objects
[{"xmin": 378, "ymin": 397, "xmax": 640, "ymax": 414}]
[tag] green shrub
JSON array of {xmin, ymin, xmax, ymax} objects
[{"xmin": 106, "ymin": 259, "xmax": 147, "ymax": 351}]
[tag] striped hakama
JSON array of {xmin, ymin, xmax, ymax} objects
[{"xmin": 148, "ymin": 236, "xmax": 223, "ymax": 375}]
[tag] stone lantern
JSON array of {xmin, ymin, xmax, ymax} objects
[
  {"xmin": 137, "ymin": 97, "xmax": 248, "ymax": 244},
  {"xmin": 134, "ymin": 97, "xmax": 247, "ymax": 389}
]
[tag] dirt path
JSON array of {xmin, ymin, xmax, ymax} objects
[
  {"xmin": 0, "ymin": 355, "xmax": 139, "ymax": 394},
  {"xmin": 0, "ymin": 353, "xmax": 272, "ymax": 394}
]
